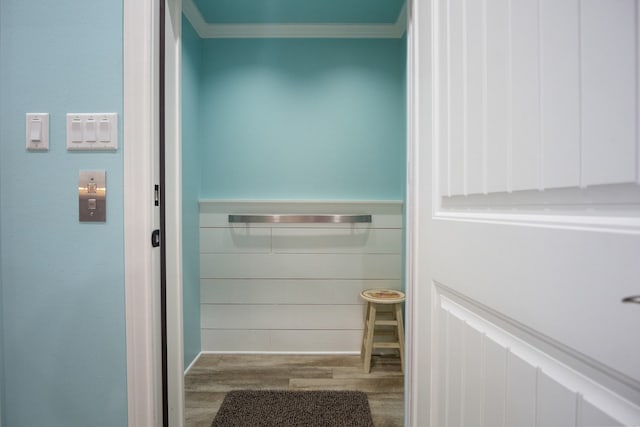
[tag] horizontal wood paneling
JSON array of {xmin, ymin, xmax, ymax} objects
[
  {"xmin": 199, "ymin": 200, "xmax": 403, "ymax": 352},
  {"xmin": 201, "ymin": 279, "xmax": 401, "ymax": 305},
  {"xmin": 201, "ymin": 253, "xmax": 402, "ymax": 279},
  {"xmin": 201, "ymin": 304, "xmax": 364, "ymax": 330},
  {"xmin": 201, "ymin": 227, "xmax": 402, "ymax": 254},
  {"xmin": 436, "ymin": 291, "xmax": 640, "ymax": 427},
  {"xmin": 201, "ymin": 227, "xmax": 271, "ymax": 253},
  {"xmin": 201, "ymin": 330, "xmax": 363, "ymax": 353},
  {"xmin": 272, "ymin": 228, "xmax": 402, "ymax": 254}
]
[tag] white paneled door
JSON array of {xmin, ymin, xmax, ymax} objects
[{"xmin": 414, "ymin": 0, "xmax": 640, "ymax": 425}]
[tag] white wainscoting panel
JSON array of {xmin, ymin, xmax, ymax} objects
[
  {"xmin": 465, "ymin": 0, "xmax": 485, "ymax": 196},
  {"xmin": 434, "ymin": 288, "xmax": 640, "ymax": 427},
  {"xmin": 438, "ymin": 0, "xmax": 450, "ymax": 197},
  {"xmin": 448, "ymin": 0, "xmax": 466, "ymax": 196},
  {"xmin": 462, "ymin": 323, "xmax": 484, "ymax": 427},
  {"xmin": 537, "ymin": 371, "xmax": 578, "ymax": 427},
  {"xmin": 484, "ymin": 0, "xmax": 510, "ymax": 194},
  {"xmin": 540, "ymin": 0, "xmax": 580, "ymax": 190},
  {"xmin": 505, "ymin": 353, "xmax": 537, "ymax": 427},
  {"xmin": 199, "ymin": 200, "xmax": 403, "ymax": 353},
  {"xmin": 438, "ymin": 0, "xmax": 640, "ymax": 200},
  {"xmin": 581, "ymin": 0, "xmax": 637, "ymax": 187},
  {"xmin": 510, "ymin": 0, "xmax": 541, "ymax": 192},
  {"xmin": 482, "ymin": 338, "xmax": 508, "ymax": 427}
]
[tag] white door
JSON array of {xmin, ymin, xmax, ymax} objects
[{"xmin": 409, "ymin": 0, "xmax": 640, "ymax": 426}]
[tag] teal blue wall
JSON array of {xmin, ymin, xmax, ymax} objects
[
  {"xmin": 0, "ymin": 1, "xmax": 127, "ymax": 426},
  {"xmin": 182, "ymin": 15, "xmax": 202, "ymax": 370},
  {"xmin": 199, "ymin": 38, "xmax": 406, "ymax": 200}
]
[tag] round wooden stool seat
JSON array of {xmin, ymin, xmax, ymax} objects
[
  {"xmin": 360, "ymin": 289, "xmax": 405, "ymax": 304},
  {"xmin": 360, "ymin": 289, "xmax": 405, "ymax": 373}
]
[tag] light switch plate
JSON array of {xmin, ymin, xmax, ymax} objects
[
  {"xmin": 67, "ymin": 113, "xmax": 117, "ymax": 151},
  {"xmin": 79, "ymin": 170, "xmax": 106, "ymax": 222},
  {"xmin": 26, "ymin": 113, "xmax": 49, "ymax": 151}
]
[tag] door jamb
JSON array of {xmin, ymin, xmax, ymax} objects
[
  {"xmin": 122, "ymin": 0, "xmax": 428, "ymax": 425},
  {"xmin": 405, "ymin": 0, "xmax": 434, "ymax": 425},
  {"xmin": 164, "ymin": 0, "xmax": 186, "ymax": 425},
  {"xmin": 123, "ymin": 0, "xmax": 163, "ymax": 425}
]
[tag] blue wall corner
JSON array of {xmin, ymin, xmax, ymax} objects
[
  {"xmin": 198, "ymin": 38, "xmax": 407, "ymax": 200},
  {"xmin": 182, "ymin": 14, "xmax": 203, "ymax": 369},
  {"xmin": 0, "ymin": 1, "xmax": 127, "ymax": 425}
]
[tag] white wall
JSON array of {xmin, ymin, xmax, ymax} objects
[{"xmin": 199, "ymin": 200, "xmax": 403, "ymax": 352}]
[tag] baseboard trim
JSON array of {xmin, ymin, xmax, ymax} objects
[
  {"xmin": 183, "ymin": 351, "xmax": 203, "ymax": 375},
  {"xmin": 200, "ymin": 351, "xmax": 361, "ymax": 355}
]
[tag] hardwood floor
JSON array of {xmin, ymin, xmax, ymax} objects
[{"xmin": 185, "ymin": 354, "xmax": 404, "ymax": 427}]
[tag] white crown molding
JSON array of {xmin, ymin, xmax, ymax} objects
[
  {"xmin": 184, "ymin": 0, "xmax": 407, "ymax": 39},
  {"xmin": 183, "ymin": 0, "xmax": 209, "ymax": 35}
]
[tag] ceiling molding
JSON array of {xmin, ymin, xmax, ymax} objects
[
  {"xmin": 183, "ymin": 0, "xmax": 209, "ymax": 35},
  {"xmin": 183, "ymin": 0, "xmax": 407, "ymax": 39}
]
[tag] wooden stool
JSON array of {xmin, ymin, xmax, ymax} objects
[{"xmin": 360, "ymin": 289, "xmax": 405, "ymax": 373}]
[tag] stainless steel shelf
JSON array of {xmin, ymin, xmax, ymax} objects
[{"xmin": 228, "ymin": 214, "xmax": 372, "ymax": 224}]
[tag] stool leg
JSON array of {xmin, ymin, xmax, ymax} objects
[
  {"xmin": 395, "ymin": 303, "xmax": 405, "ymax": 373},
  {"xmin": 363, "ymin": 302, "xmax": 377, "ymax": 373},
  {"xmin": 360, "ymin": 302, "xmax": 371, "ymax": 361}
]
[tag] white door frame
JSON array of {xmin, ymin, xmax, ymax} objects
[
  {"xmin": 122, "ymin": 0, "xmax": 432, "ymax": 425},
  {"xmin": 405, "ymin": 0, "xmax": 434, "ymax": 425},
  {"xmin": 163, "ymin": 0, "xmax": 186, "ymax": 424},
  {"xmin": 123, "ymin": 0, "xmax": 163, "ymax": 425},
  {"xmin": 123, "ymin": 0, "xmax": 185, "ymax": 425}
]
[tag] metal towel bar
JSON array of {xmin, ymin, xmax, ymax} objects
[{"xmin": 228, "ymin": 214, "xmax": 372, "ymax": 224}]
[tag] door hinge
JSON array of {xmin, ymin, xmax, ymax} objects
[
  {"xmin": 151, "ymin": 229, "xmax": 161, "ymax": 247},
  {"xmin": 154, "ymin": 184, "xmax": 160, "ymax": 206}
]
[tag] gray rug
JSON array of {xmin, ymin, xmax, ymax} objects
[{"xmin": 211, "ymin": 390, "xmax": 375, "ymax": 427}]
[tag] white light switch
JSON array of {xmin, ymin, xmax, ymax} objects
[
  {"xmin": 67, "ymin": 113, "xmax": 117, "ymax": 151},
  {"xmin": 70, "ymin": 118, "xmax": 83, "ymax": 143},
  {"xmin": 98, "ymin": 119, "xmax": 110, "ymax": 142},
  {"xmin": 30, "ymin": 120, "xmax": 42, "ymax": 141},
  {"xmin": 26, "ymin": 113, "xmax": 49, "ymax": 151},
  {"xmin": 85, "ymin": 118, "xmax": 97, "ymax": 142}
]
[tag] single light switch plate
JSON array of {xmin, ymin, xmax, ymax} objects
[
  {"xmin": 79, "ymin": 170, "xmax": 106, "ymax": 222},
  {"xmin": 67, "ymin": 113, "xmax": 117, "ymax": 151},
  {"xmin": 26, "ymin": 113, "xmax": 49, "ymax": 151}
]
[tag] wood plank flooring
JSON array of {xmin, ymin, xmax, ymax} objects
[{"xmin": 185, "ymin": 354, "xmax": 404, "ymax": 427}]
